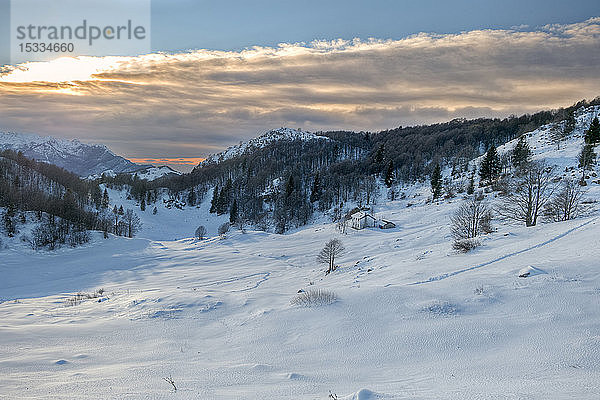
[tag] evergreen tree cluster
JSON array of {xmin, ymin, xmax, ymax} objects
[
  {"xmin": 479, "ymin": 145, "xmax": 501, "ymax": 185},
  {"xmin": 585, "ymin": 116, "xmax": 600, "ymax": 145}
]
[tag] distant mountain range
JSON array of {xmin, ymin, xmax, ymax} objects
[
  {"xmin": 0, "ymin": 128, "xmax": 326, "ymax": 180},
  {"xmin": 0, "ymin": 132, "xmax": 180, "ymax": 179}
]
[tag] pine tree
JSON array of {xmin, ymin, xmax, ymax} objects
[
  {"xmin": 209, "ymin": 185, "xmax": 219, "ymax": 213},
  {"xmin": 310, "ymin": 173, "xmax": 321, "ymax": 203},
  {"xmin": 563, "ymin": 111, "xmax": 576, "ymax": 136},
  {"xmin": 578, "ymin": 144, "xmax": 596, "ymax": 172},
  {"xmin": 430, "ymin": 163, "xmax": 443, "ymax": 200},
  {"xmin": 101, "ymin": 188, "xmax": 109, "ymax": 209},
  {"xmin": 2, "ymin": 204, "xmax": 17, "ymax": 237},
  {"xmin": 384, "ymin": 161, "xmax": 394, "ymax": 188},
  {"xmin": 214, "ymin": 178, "xmax": 232, "ymax": 215},
  {"xmin": 118, "ymin": 205, "xmax": 124, "ymax": 215},
  {"xmin": 216, "ymin": 187, "xmax": 228, "ymax": 215},
  {"xmin": 511, "ymin": 135, "xmax": 531, "ymax": 170},
  {"xmin": 466, "ymin": 174, "xmax": 475, "ymax": 195},
  {"xmin": 187, "ymin": 189, "xmax": 196, "ymax": 206},
  {"xmin": 479, "ymin": 145, "xmax": 501, "ymax": 184},
  {"xmin": 229, "ymin": 199, "xmax": 238, "ymax": 224},
  {"xmin": 585, "ymin": 116, "xmax": 600, "ymax": 145},
  {"xmin": 285, "ymin": 175, "xmax": 295, "ymax": 197},
  {"xmin": 374, "ymin": 145, "xmax": 385, "ymax": 166},
  {"xmin": 112, "ymin": 205, "xmax": 119, "ymax": 234}
]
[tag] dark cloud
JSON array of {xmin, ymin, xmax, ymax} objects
[{"xmin": 0, "ymin": 18, "xmax": 599, "ymax": 169}]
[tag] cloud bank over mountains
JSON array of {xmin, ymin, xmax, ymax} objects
[{"xmin": 1, "ymin": 18, "xmax": 599, "ymax": 165}]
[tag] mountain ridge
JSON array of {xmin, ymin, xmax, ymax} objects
[
  {"xmin": 198, "ymin": 127, "xmax": 328, "ymax": 168},
  {"xmin": 0, "ymin": 131, "xmax": 144, "ymax": 177}
]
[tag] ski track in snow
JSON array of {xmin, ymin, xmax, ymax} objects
[{"xmin": 408, "ymin": 217, "xmax": 598, "ymax": 285}]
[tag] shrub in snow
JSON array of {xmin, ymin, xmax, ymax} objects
[
  {"xmin": 450, "ymin": 196, "xmax": 491, "ymax": 251},
  {"xmin": 195, "ymin": 225, "xmax": 207, "ymax": 240},
  {"xmin": 291, "ymin": 289, "xmax": 337, "ymax": 307},
  {"xmin": 452, "ymin": 238, "xmax": 480, "ymax": 253},
  {"xmin": 68, "ymin": 229, "xmax": 90, "ymax": 247},
  {"xmin": 65, "ymin": 289, "xmax": 105, "ymax": 306},
  {"xmin": 218, "ymin": 222, "xmax": 230, "ymax": 236},
  {"xmin": 424, "ymin": 301, "xmax": 459, "ymax": 316}
]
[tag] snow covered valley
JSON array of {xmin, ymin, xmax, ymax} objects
[{"xmin": 1, "ymin": 198, "xmax": 600, "ymax": 399}]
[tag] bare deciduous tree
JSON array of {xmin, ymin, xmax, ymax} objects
[
  {"xmin": 122, "ymin": 209, "xmax": 142, "ymax": 238},
  {"xmin": 317, "ymin": 238, "xmax": 345, "ymax": 274},
  {"xmin": 195, "ymin": 225, "xmax": 207, "ymax": 240},
  {"xmin": 496, "ymin": 162, "xmax": 557, "ymax": 227},
  {"xmin": 543, "ymin": 179, "xmax": 586, "ymax": 222},
  {"xmin": 451, "ymin": 196, "xmax": 493, "ymax": 241}
]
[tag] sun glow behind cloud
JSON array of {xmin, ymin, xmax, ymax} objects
[
  {"xmin": 129, "ymin": 157, "xmax": 206, "ymax": 168},
  {"xmin": 0, "ymin": 18, "xmax": 599, "ymax": 170},
  {"xmin": 0, "ymin": 56, "xmax": 128, "ymax": 83}
]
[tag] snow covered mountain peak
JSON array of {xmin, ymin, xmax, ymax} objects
[
  {"xmin": 0, "ymin": 131, "xmax": 142, "ymax": 177},
  {"xmin": 258, "ymin": 127, "xmax": 326, "ymax": 142},
  {"xmin": 200, "ymin": 127, "xmax": 328, "ymax": 166},
  {"xmin": 0, "ymin": 131, "xmax": 112, "ymax": 155}
]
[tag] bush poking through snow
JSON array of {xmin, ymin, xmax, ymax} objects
[
  {"xmin": 65, "ymin": 289, "xmax": 105, "ymax": 306},
  {"xmin": 452, "ymin": 238, "xmax": 480, "ymax": 253},
  {"xmin": 218, "ymin": 222, "xmax": 230, "ymax": 236},
  {"xmin": 450, "ymin": 196, "xmax": 491, "ymax": 252},
  {"xmin": 291, "ymin": 289, "xmax": 337, "ymax": 307}
]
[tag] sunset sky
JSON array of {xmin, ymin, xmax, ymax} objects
[{"xmin": 0, "ymin": 1, "xmax": 599, "ymax": 171}]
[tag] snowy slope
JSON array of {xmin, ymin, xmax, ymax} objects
[
  {"xmin": 133, "ymin": 165, "xmax": 181, "ymax": 181},
  {"xmin": 1, "ymin": 110, "xmax": 600, "ymax": 399},
  {"xmin": 0, "ymin": 131, "xmax": 145, "ymax": 177},
  {"xmin": 88, "ymin": 165, "xmax": 182, "ymax": 181},
  {"xmin": 200, "ymin": 127, "xmax": 329, "ymax": 166},
  {"xmin": 476, "ymin": 105, "xmax": 600, "ymax": 180},
  {"xmin": 103, "ymin": 185, "xmax": 229, "ymax": 240}
]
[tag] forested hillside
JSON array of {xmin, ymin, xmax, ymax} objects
[
  {"xmin": 147, "ymin": 98, "xmax": 600, "ymax": 232},
  {"xmin": 0, "ymin": 150, "xmax": 141, "ymax": 249}
]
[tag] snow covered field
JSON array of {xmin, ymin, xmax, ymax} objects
[
  {"xmin": 2, "ymin": 196, "xmax": 600, "ymax": 399},
  {"xmin": 2, "ymin": 113, "xmax": 600, "ymax": 399}
]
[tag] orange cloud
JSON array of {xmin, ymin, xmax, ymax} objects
[{"xmin": 129, "ymin": 157, "xmax": 206, "ymax": 169}]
